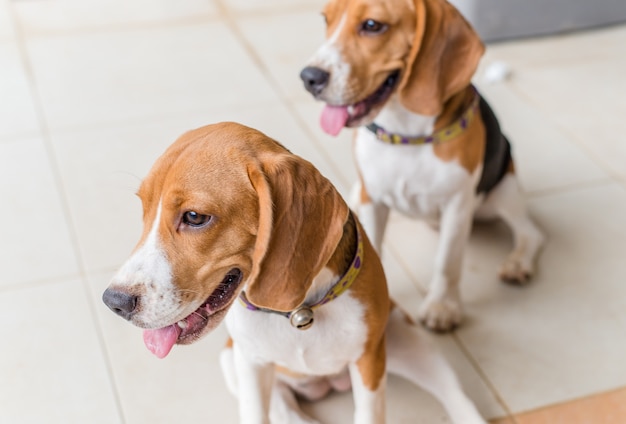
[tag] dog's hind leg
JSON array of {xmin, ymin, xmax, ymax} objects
[
  {"xmin": 386, "ymin": 306, "xmax": 486, "ymax": 424},
  {"xmin": 270, "ymin": 381, "xmax": 321, "ymax": 424},
  {"xmin": 478, "ymin": 173, "xmax": 545, "ymax": 284}
]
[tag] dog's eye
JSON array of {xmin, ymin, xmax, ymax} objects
[
  {"xmin": 360, "ymin": 19, "xmax": 387, "ymax": 35},
  {"xmin": 182, "ymin": 211, "xmax": 211, "ymax": 228}
]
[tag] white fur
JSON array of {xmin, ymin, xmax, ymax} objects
[
  {"xmin": 225, "ymin": 268, "xmax": 391, "ymax": 424},
  {"xmin": 220, "ymin": 283, "xmax": 487, "ymax": 423},
  {"xmin": 353, "ymin": 98, "xmax": 544, "ymax": 331},
  {"xmin": 307, "ymin": 13, "xmax": 353, "ymax": 105},
  {"xmin": 110, "ymin": 201, "xmax": 184, "ymax": 328}
]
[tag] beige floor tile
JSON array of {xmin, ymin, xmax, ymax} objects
[
  {"xmin": 51, "ymin": 102, "xmax": 344, "ymax": 273},
  {"xmin": 237, "ymin": 10, "xmax": 327, "ymax": 102},
  {"xmin": 451, "ymin": 183, "xmax": 626, "ymax": 414},
  {"xmin": 511, "ymin": 63, "xmax": 626, "ymax": 180},
  {"xmin": 0, "ymin": 137, "xmax": 78, "ymax": 287},
  {"xmin": 0, "ymin": 42, "xmax": 40, "ymax": 140},
  {"xmin": 223, "ymin": 0, "xmax": 324, "ymax": 14},
  {"xmin": 483, "ymin": 25, "xmax": 626, "ymax": 69},
  {"xmin": 0, "ymin": 0, "xmax": 14, "ymax": 41},
  {"xmin": 0, "ymin": 279, "xmax": 121, "ymax": 424},
  {"xmin": 474, "ymin": 81, "xmax": 610, "ymax": 194},
  {"xmin": 480, "ymin": 26, "xmax": 626, "ymax": 180},
  {"xmin": 13, "ymin": 0, "xmax": 218, "ymax": 35},
  {"xmin": 26, "ymin": 22, "xmax": 277, "ymax": 131}
]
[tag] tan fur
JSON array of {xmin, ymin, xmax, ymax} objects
[
  {"xmin": 432, "ymin": 87, "xmax": 486, "ymax": 173},
  {"xmin": 322, "ymin": 0, "xmax": 416, "ymax": 105},
  {"xmin": 246, "ymin": 152, "xmax": 349, "ymax": 311},
  {"xmin": 345, "ymin": 220, "xmax": 390, "ymax": 390},
  {"xmin": 399, "ymin": 0, "xmax": 484, "ymax": 116}
]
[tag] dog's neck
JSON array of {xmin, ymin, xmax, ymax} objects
[
  {"xmin": 306, "ymin": 212, "xmax": 359, "ymax": 305},
  {"xmin": 372, "ymin": 88, "xmax": 475, "ymax": 138},
  {"xmin": 372, "ymin": 94, "xmax": 436, "ymax": 137},
  {"xmin": 239, "ymin": 212, "xmax": 361, "ymax": 324}
]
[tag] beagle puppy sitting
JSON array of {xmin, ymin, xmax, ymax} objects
[
  {"xmin": 300, "ymin": 0, "xmax": 545, "ymax": 331},
  {"xmin": 102, "ymin": 123, "xmax": 485, "ymax": 424}
]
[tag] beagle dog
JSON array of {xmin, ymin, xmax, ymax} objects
[
  {"xmin": 300, "ymin": 0, "xmax": 545, "ymax": 331},
  {"xmin": 102, "ymin": 123, "xmax": 485, "ymax": 424}
]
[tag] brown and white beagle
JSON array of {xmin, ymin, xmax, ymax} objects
[
  {"xmin": 102, "ymin": 123, "xmax": 485, "ymax": 423},
  {"xmin": 300, "ymin": 0, "xmax": 545, "ymax": 331}
]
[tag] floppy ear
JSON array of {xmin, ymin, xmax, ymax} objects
[
  {"xmin": 399, "ymin": 0, "xmax": 484, "ymax": 116},
  {"xmin": 246, "ymin": 153, "xmax": 349, "ymax": 312}
]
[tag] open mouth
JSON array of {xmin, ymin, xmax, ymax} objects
[
  {"xmin": 143, "ymin": 268, "xmax": 243, "ymax": 359},
  {"xmin": 320, "ymin": 70, "xmax": 400, "ymax": 136}
]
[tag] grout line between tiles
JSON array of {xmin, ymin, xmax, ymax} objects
[
  {"xmin": 24, "ymin": 97, "xmax": 277, "ymax": 138},
  {"xmin": 385, "ymin": 241, "xmax": 518, "ymax": 422},
  {"xmin": 8, "ymin": 6, "xmax": 127, "ymax": 424},
  {"xmin": 7, "ymin": 13, "xmax": 221, "ymax": 39},
  {"xmin": 525, "ymin": 177, "xmax": 615, "ymax": 199},
  {"xmin": 227, "ymin": 3, "xmax": 324, "ymax": 18},
  {"xmin": 212, "ymin": 0, "xmax": 352, "ymax": 190},
  {"xmin": 452, "ymin": 334, "xmax": 520, "ymax": 424}
]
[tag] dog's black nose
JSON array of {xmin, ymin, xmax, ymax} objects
[
  {"xmin": 102, "ymin": 288, "xmax": 138, "ymax": 320},
  {"xmin": 300, "ymin": 66, "xmax": 330, "ymax": 96}
]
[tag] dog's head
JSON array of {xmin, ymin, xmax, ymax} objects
[
  {"xmin": 102, "ymin": 122, "xmax": 348, "ymax": 358},
  {"xmin": 300, "ymin": 0, "xmax": 484, "ymax": 135}
]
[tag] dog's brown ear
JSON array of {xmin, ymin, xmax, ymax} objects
[
  {"xmin": 399, "ymin": 0, "xmax": 484, "ymax": 116},
  {"xmin": 246, "ymin": 153, "xmax": 349, "ymax": 312}
]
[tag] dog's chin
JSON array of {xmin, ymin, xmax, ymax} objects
[
  {"xmin": 176, "ymin": 308, "xmax": 229, "ymax": 345},
  {"xmin": 141, "ymin": 269, "xmax": 243, "ymax": 358},
  {"xmin": 319, "ymin": 70, "xmax": 400, "ymax": 136}
]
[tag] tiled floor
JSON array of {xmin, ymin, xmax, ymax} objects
[{"xmin": 1, "ymin": 0, "xmax": 625, "ymax": 423}]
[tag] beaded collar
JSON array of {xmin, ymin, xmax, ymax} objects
[
  {"xmin": 238, "ymin": 215, "xmax": 363, "ymax": 330},
  {"xmin": 366, "ymin": 91, "xmax": 479, "ymax": 145}
]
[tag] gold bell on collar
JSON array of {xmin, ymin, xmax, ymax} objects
[{"xmin": 290, "ymin": 307, "xmax": 314, "ymax": 330}]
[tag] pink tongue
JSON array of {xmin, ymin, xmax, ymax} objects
[
  {"xmin": 320, "ymin": 105, "xmax": 349, "ymax": 136},
  {"xmin": 143, "ymin": 324, "xmax": 181, "ymax": 359}
]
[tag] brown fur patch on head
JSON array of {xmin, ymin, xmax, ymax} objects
[
  {"xmin": 432, "ymin": 87, "xmax": 485, "ymax": 174},
  {"xmin": 246, "ymin": 151, "xmax": 350, "ymax": 312},
  {"xmin": 320, "ymin": 0, "xmax": 416, "ymax": 104},
  {"xmin": 398, "ymin": 0, "xmax": 484, "ymax": 116},
  {"xmin": 136, "ymin": 123, "xmax": 287, "ymax": 320}
]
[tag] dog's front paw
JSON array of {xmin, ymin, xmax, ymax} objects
[
  {"xmin": 499, "ymin": 257, "xmax": 533, "ymax": 285},
  {"xmin": 418, "ymin": 296, "xmax": 463, "ymax": 332}
]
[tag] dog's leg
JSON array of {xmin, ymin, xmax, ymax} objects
[
  {"xmin": 386, "ymin": 307, "xmax": 486, "ymax": 424},
  {"xmin": 348, "ymin": 343, "xmax": 387, "ymax": 424},
  {"xmin": 222, "ymin": 345, "xmax": 321, "ymax": 424},
  {"xmin": 350, "ymin": 181, "xmax": 390, "ymax": 254},
  {"xmin": 419, "ymin": 189, "xmax": 473, "ymax": 331},
  {"xmin": 219, "ymin": 343, "xmax": 239, "ymax": 397},
  {"xmin": 270, "ymin": 380, "xmax": 322, "ymax": 424},
  {"xmin": 232, "ymin": 343, "xmax": 275, "ymax": 424},
  {"xmin": 481, "ymin": 173, "xmax": 545, "ymax": 284}
]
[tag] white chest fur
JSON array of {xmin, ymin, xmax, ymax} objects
[
  {"xmin": 355, "ymin": 128, "xmax": 472, "ymax": 220},
  {"xmin": 225, "ymin": 290, "xmax": 368, "ymax": 376},
  {"xmin": 355, "ymin": 97, "xmax": 475, "ymax": 220}
]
